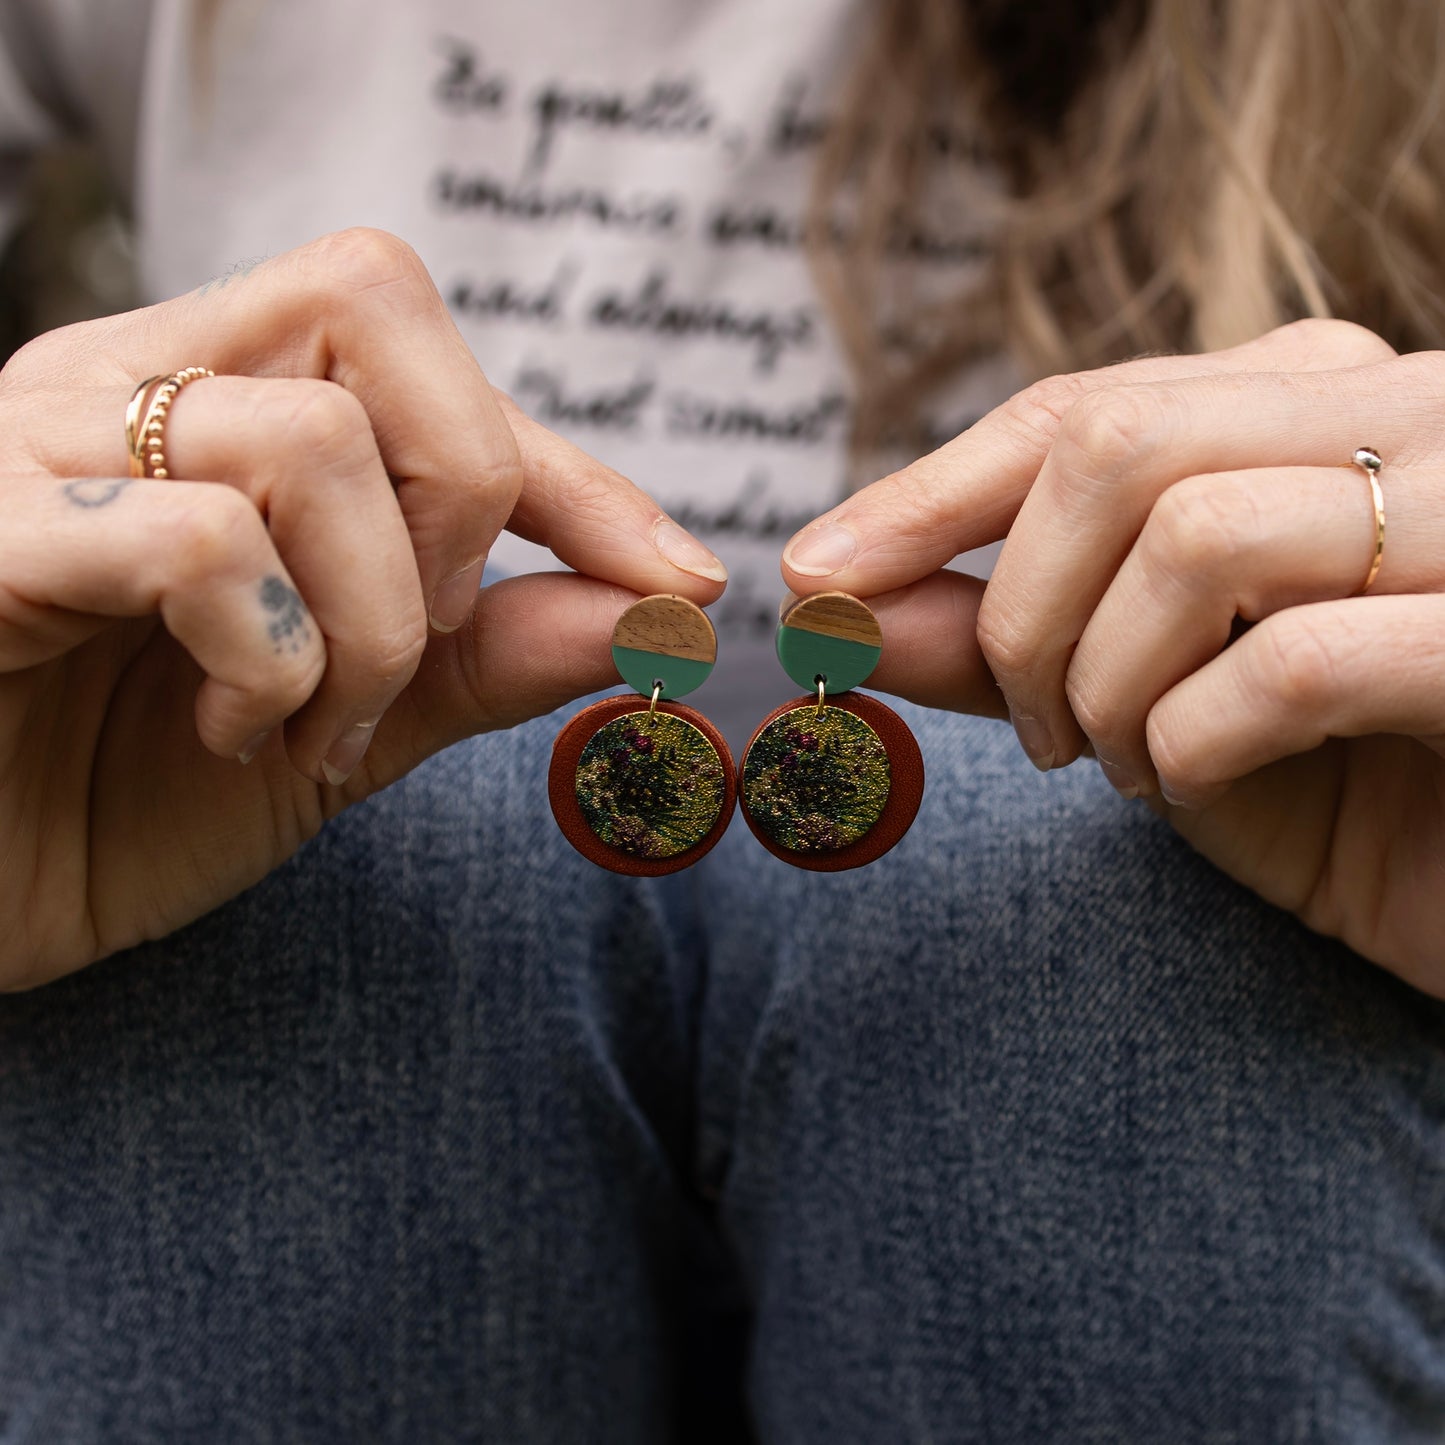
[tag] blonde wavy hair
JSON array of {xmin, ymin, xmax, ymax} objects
[
  {"xmin": 819, "ymin": 0, "xmax": 1445, "ymax": 452},
  {"xmin": 192, "ymin": 0, "xmax": 1445, "ymax": 453}
]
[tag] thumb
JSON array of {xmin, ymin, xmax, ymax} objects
[{"xmin": 343, "ymin": 572, "xmax": 634, "ymax": 798}]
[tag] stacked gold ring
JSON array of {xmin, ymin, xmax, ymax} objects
[{"xmin": 125, "ymin": 366, "xmax": 215, "ymax": 479}]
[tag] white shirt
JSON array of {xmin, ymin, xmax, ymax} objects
[{"xmin": 1, "ymin": 0, "xmax": 1011, "ymax": 738}]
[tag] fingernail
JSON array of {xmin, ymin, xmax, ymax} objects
[
  {"xmin": 1097, "ymin": 756, "xmax": 1139, "ymax": 800},
  {"xmin": 652, "ymin": 518, "xmax": 728, "ymax": 581},
  {"xmin": 322, "ymin": 718, "xmax": 379, "ymax": 787},
  {"xmin": 430, "ymin": 558, "xmax": 485, "ymax": 634},
  {"xmin": 1010, "ymin": 712, "xmax": 1055, "ymax": 771},
  {"xmin": 784, "ymin": 521, "xmax": 857, "ymax": 577},
  {"xmin": 1159, "ymin": 780, "xmax": 1190, "ymax": 808},
  {"xmin": 238, "ymin": 729, "xmax": 272, "ymax": 766}
]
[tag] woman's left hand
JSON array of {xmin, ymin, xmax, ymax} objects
[{"xmin": 781, "ymin": 319, "xmax": 1445, "ymax": 996}]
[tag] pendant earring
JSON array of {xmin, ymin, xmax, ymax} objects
[
  {"xmin": 739, "ymin": 591, "xmax": 923, "ymax": 871},
  {"xmin": 550, "ymin": 595, "xmax": 736, "ymax": 875}
]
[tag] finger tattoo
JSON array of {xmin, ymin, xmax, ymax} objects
[
  {"xmin": 196, "ymin": 254, "xmax": 269, "ymax": 297},
  {"xmin": 260, "ymin": 575, "xmax": 312, "ymax": 653},
  {"xmin": 62, "ymin": 478, "xmax": 133, "ymax": 509}
]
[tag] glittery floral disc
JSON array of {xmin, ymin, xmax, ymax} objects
[
  {"xmin": 575, "ymin": 711, "xmax": 727, "ymax": 859},
  {"xmin": 741, "ymin": 705, "xmax": 891, "ymax": 852}
]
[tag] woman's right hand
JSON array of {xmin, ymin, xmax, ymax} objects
[{"xmin": 0, "ymin": 228, "xmax": 727, "ymax": 989}]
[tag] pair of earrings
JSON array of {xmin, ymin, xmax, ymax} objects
[{"xmin": 548, "ymin": 593, "xmax": 924, "ymax": 875}]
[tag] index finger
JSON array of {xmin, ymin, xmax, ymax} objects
[
  {"xmin": 779, "ymin": 319, "xmax": 1397, "ymax": 595},
  {"xmin": 496, "ymin": 397, "xmax": 728, "ymax": 599}
]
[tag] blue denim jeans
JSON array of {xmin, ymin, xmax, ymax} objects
[{"xmin": 2, "ymin": 702, "xmax": 1443, "ymax": 1443}]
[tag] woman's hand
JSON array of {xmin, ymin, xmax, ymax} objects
[
  {"xmin": 781, "ymin": 319, "xmax": 1445, "ymax": 996},
  {"xmin": 0, "ymin": 228, "xmax": 726, "ymax": 988}
]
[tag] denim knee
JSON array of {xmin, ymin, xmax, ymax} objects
[{"xmin": 698, "ymin": 703, "xmax": 1445, "ymax": 1442}]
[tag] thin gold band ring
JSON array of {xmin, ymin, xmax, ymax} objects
[
  {"xmin": 1351, "ymin": 446, "xmax": 1386, "ymax": 594},
  {"xmin": 124, "ymin": 375, "xmax": 164, "ymax": 478}
]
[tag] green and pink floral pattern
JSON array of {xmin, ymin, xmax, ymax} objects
[
  {"xmin": 742, "ymin": 706, "xmax": 891, "ymax": 852},
  {"xmin": 575, "ymin": 712, "xmax": 727, "ymax": 858}
]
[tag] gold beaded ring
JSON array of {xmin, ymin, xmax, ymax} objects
[{"xmin": 124, "ymin": 366, "xmax": 215, "ymax": 479}]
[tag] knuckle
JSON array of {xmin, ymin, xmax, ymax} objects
[
  {"xmin": 1144, "ymin": 475, "xmax": 1253, "ymax": 581},
  {"xmin": 549, "ymin": 464, "xmax": 632, "ymax": 531},
  {"xmin": 479, "ymin": 449, "xmax": 526, "ymax": 514},
  {"xmin": 271, "ymin": 380, "xmax": 375, "ymax": 472},
  {"xmin": 1051, "ymin": 386, "xmax": 1176, "ymax": 496},
  {"xmin": 0, "ymin": 331, "xmax": 58, "ymax": 391},
  {"xmin": 1373, "ymin": 353, "xmax": 1445, "ymax": 465},
  {"xmin": 168, "ymin": 486, "xmax": 265, "ymax": 584},
  {"xmin": 265, "ymin": 646, "xmax": 328, "ymax": 713},
  {"xmin": 1255, "ymin": 613, "xmax": 1341, "ymax": 711},
  {"xmin": 305, "ymin": 227, "xmax": 435, "ymax": 303},
  {"xmin": 975, "ymin": 592, "xmax": 1039, "ymax": 683},
  {"xmin": 1000, "ymin": 373, "xmax": 1089, "ymax": 449},
  {"xmin": 1266, "ymin": 317, "xmax": 1398, "ymax": 365},
  {"xmin": 477, "ymin": 451, "xmax": 524, "ymax": 514},
  {"xmin": 361, "ymin": 611, "xmax": 429, "ymax": 691},
  {"xmin": 864, "ymin": 470, "xmax": 948, "ymax": 538}
]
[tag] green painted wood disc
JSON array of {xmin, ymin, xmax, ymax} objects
[
  {"xmin": 611, "ymin": 595, "xmax": 717, "ymax": 700},
  {"xmin": 776, "ymin": 592, "xmax": 883, "ymax": 695}
]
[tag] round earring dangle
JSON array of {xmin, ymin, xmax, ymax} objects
[
  {"xmin": 739, "ymin": 591, "xmax": 923, "ymax": 871},
  {"xmin": 550, "ymin": 595, "xmax": 736, "ymax": 875}
]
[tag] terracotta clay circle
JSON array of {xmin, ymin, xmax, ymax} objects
[
  {"xmin": 738, "ymin": 691, "xmax": 924, "ymax": 872},
  {"xmin": 550, "ymin": 695, "xmax": 737, "ymax": 876}
]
